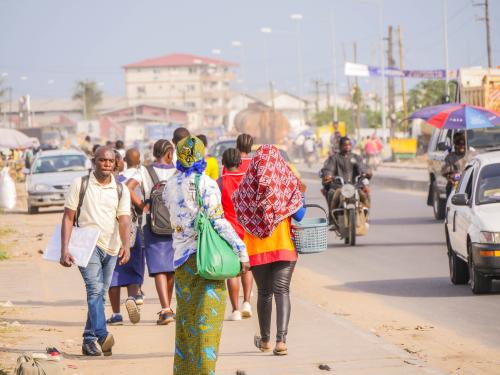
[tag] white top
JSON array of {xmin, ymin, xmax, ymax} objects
[
  {"xmin": 163, "ymin": 171, "xmax": 248, "ymax": 269},
  {"xmin": 130, "ymin": 163, "xmax": 176, "ymax": 226},
  {"xmin": 65, "ymin": 173, "xmax": 131, "ymax": 256}
]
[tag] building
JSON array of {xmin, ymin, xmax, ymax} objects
[{"xmin": 123, "ymin": 53, "xmax": 237, "ymax": 128}]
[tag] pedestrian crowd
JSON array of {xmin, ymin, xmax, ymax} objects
[{"xmin": 59, "ymin": 128, "xmax": 307, "ymax": 374}]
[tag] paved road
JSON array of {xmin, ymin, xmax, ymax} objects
[{"xmin": 300, "ymin": 179, "xmax": 500, "ymax": 348}]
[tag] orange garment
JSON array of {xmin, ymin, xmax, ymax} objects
[{"xmin": 244, "ymin": 218, "xmax": 298, "ymax": 267}]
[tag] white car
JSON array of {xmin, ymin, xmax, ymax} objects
[
  {"xmin": 25, "ymin": 149, "xmax": 90, "ymax": 214},
  {"xmin": 445, "ymin": 150, "xmax": 500, "ymax": 294}
]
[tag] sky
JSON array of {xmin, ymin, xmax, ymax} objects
[{"xmin": 0, "ymin": 0, "xmax": 499, "ymax": 100}]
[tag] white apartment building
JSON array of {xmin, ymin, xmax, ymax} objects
[{"xmin": 123, "ymin": 53, "xmax": 237, "ymax": 128}]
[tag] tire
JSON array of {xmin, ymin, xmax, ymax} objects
[
  {"xmin": 348, "ymin": 208, "xmax": 356, "ymax": 246},
  {"xmin": 28, "ymin": 204, "xmax": 39, "ymax": 215},
  {"xmin": 432, "ymin": 186, "xmax": 446, "ymax": 220},
  {"xmin": 469, "ymin": 243, "xmax": 492, "ymax": 294},
  {"xmin": 446, "ymin": 228, "xmax": 469, "ymax": 284}
]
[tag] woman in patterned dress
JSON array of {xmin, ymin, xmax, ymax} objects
[{"xmin": 163, "ymin": 136, "xmax": 250, "ymax": 375}]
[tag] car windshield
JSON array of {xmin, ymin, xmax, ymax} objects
[
  {"xmin": 33, "ymin": 155, "xmax": 87, "ymax": 174},
  {"xmin": 467, "ymin": 128, "xmax": 500, "ymax": 150},
  {"xmin": 210, "ymin": 141, "xmax": 236, "ymax": 159},
  {"xmin": 476, "ymin": 163, "xmax": 500, "ymax": 205}
]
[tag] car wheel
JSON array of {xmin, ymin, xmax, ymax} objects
[
  {"xmin": 468, "ymin": 243, "xmax": 492, "ymax": 294},
  {"xmin": 446, "ymin": 229, "xmax": 469, "ymax": 284},
  {"xmin": 28, "ymin": 204, "xmax": 39, "ymax": 215},
  {"xmin": 432, "ymin": 186, "xmax": 446, "ymax": 221}
]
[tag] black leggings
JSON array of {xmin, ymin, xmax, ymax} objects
[{"xmin": 251, "ymin": 261, "xmax": 296, "ymax": 343}]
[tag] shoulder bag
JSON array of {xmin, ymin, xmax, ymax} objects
[{"xmin": 194, "ymin": 174, "xmax": 240, "ymax": 280}]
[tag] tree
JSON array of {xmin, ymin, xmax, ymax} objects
[
  {"xmin": 407, "ymin": 80, "xmax": 456, "ymax": 112},
  {"xmin": 72, "ymin": 80, "xmax": 103, "ymax": 120}
]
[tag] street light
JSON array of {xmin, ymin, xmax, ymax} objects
[
  {"xmin": 353, "ymin": 0, "xmax": 387, "ymax": 144},
  {"xmin": 289, "ymin": 13, "xmax": 304, "ymax": 96},
  {"xmin": 231, "ymin": 40, "xmax": 245, "ymax": 90},
  {"xmin": 260, "ymin": 27, "xmax": 272, "ymax": 85},
  {"xmin": 211, "ymin": 48, "xmax": 221, "ymax": 55}
]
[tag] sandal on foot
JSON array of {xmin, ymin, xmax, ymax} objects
[
  {"xmin": 273, "ymin": 342, "xmax": 288, "ymax": 356},
  {"xmin": 254, "ymin": 335, "xmax": 271, "ymax": 352}
]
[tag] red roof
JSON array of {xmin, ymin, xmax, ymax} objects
[{"xmin": 124, "ymin": 53, "xmax": 237, "ymax": 69}]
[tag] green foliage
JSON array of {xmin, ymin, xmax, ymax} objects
[
  {"xmin": 407, "ymin": 80, "xmax": 457, "ymax": 112},
  {"xmin": 313, "ymin": 106, "xmax": 382, "ymax": 134},
  {"xmin": 72, "ymin": 80, "xmax": 103, "ymax": 120}
]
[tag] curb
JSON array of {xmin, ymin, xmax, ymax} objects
[{"xmin": 299, "ymin": 170, "xmax": 428, "ymax": 193}]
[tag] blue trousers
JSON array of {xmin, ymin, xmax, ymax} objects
[{"xmin": 79, "ymin": 247, "xmax": 117, "ymax": 343}]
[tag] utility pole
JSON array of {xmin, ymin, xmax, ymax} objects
[
  {"xmin": 474, "ymin": 0, "xmax": 493, "ymax": 68},
  {"xmin": 353, "ymin": 42, "xmax": 361, "ymax": 139},
  {"xmin": 313, "ymin": 79, "xmax": 320, "ymax": 113},
  {"xmin": 397, "ymin": 25, "xmax": 409, "ymax": 134},
  {"xmin": 330, "ymin": 9, "xmax": 338, "ymax": 123},
  {"xmin": 8, "ymin": 86, "xmax": 12, "ymax": 128},
  {"xmin": 325, "ymin": 82, "xmax": 331, "ymax": 109},
  {"xmin": 269, "ymin": 81, "xmax": 276, "ymax": 143},
  {"xmin": 386, "ymin": 26, "xmax": 396, "ymax": 138},
  {"xmin": 443, "ymin": 0, "xmax": 450, "ymax": 98}
]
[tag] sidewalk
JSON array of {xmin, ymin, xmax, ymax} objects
[{"xmin": 0, "ymin": 256, "xmax": 445, "ymax": 374}]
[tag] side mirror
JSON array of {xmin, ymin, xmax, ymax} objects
[
  {"xmin": 451, "ymin": 193, "xmax": 469, "ymax": 206},
  {"xmin": 437, "ymin": 142, "xmax": 448, "ymax": 151}
]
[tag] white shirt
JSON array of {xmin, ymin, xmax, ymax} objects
[
  {"xmin": 65, "ymin": 173, "xmax": 131, "ymax": 256},
  {"xmin": 130, "ymin": 163, "xmax": 176, "ymax": 226}
]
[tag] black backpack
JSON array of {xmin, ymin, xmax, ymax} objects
[{"xmin": 146, "ymin": 165, "xmax": 173, "ymax": 236}]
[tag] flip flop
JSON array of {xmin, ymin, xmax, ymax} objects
[{"xmin": 253, "ymin": 335, "xmax": 271, "ymax": 352}]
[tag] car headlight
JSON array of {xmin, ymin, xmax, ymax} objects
[
  {"xmin": 33, "ymin": 183, "xmax": 52, "ymax": 192},
  {"xmin": 341, "ymin": 184, "xmax": 356, "ymax": 199},
  {"xmin": 479, "ymin": 231, "xmax": 500, "ymax": 244}
]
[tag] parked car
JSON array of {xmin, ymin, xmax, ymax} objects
[
  {"xmin": 427, "ymin": 127, "xmax": 500, "ymax": 220},
  {"xmin": 445, "ymin": 151, "xmax": 500, "ymax": 294},
  {"xmin": 25, "ymin": 149, "xmax": 90, "ymax": 214}
]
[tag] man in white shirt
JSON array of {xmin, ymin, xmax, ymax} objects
[{"xmin": 60, "ymin": 146, "xmax": 131, "ymax": 357}]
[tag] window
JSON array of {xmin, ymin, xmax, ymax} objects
[
  {"xmin": 33, "ymin": 155, "xmax": 86, "ymax": 174},
  {"xmin": 137, "ymin": 86, "xmax": 146, "ymax": 95},
  {"xmin": 475, "ymin": 163, "xmax": 500, "ymax": 205},
  {"xmin": 186, "ymin": 84, "xmax": 196, "ymax": 91},
  {"xmin": 189, "ymin": 67, "xmax": 197, "ymax": 74},
  {"xmin": 457, "ymin": 166, "xmax": 474, "ymax": 195}
]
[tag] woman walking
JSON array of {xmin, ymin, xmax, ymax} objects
[
  {"xmin": 107, "ymin": 148, "xmax": 144, "ymax": 325},
  {"xmin": 164, "ymin": 136, "xmax": 249, "ymax": 375},
  {"xmin": 233, "ymin": 144, "xmax": 306, "ymax": 356},
  {"xmin": 219, "ymin": 148, "xmax": 254, "ymax": 321},
  {"xmin": 127, "ymin": 139, "xmax": 177, "ymax": 325}
]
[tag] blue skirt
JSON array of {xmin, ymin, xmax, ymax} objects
[
  {"xmin": 110, "ymin": 232, "xmax": 145, "ymax": 287},
  {"xmin": 143, "ymin": 224, "xmax": 175, "ymax": 276}
]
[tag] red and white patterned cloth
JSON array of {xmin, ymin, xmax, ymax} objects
[{"xmin": 233, "ymin": 144, "xmax": 303, "ymax": 239}]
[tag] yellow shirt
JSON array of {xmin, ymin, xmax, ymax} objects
[
  {"xmin": 65, "ymin": 173, "xmax": 131, "ymax": 256},
  {"xmin": 205, "ymin": 156, "xmax": 219, "ymax": 180}
]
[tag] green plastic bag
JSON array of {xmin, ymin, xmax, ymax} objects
[{"xmin": 194, "ymin": 174, "xmax": 240, "ymax": 280}]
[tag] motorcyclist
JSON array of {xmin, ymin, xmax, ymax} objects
[
  {"xmin": 441, "ymin": 132, "xmax": 467, "ymax": 198},
  {"xmin": 320, "ymin": 136, "xmax": 371, "ymax": 225}
]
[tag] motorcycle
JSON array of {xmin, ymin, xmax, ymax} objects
[{"xmin": 330, "ymin": 176, "xmax": 370, "ymax": 246}]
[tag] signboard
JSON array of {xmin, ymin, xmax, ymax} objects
[
  {"xmin": 77, "ymin": 121, "xmax": 100, "ymax": 138},
  {"xmin": 145, "ymin": 123, "xmax": 181, "ymax": 141},
  {"xmin": 344, "ymin": 62, "xmax": 458, "ymax": 80}
]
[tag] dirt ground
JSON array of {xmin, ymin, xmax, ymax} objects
[{"xmin": 1, "ymin": 186, "xmax": 500, "ymax": 374}]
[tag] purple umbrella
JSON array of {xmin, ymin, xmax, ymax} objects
[{"xmin": 409, "ymin": 103, "xmax": 500, "ymax": 129}]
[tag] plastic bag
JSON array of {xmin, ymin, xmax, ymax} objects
[{"xmin": 0, "ymin": 166, "xmax": 16, "ymax": 209}]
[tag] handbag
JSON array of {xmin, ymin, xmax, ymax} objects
[{"xmin": 194, "ymin": 174, "xmax": 240, "ymax": 280}]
